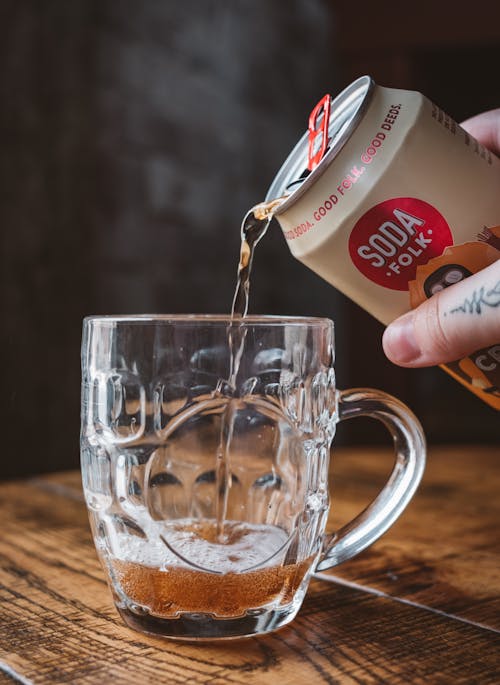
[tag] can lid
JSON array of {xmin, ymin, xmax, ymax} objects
[{"xmin": 266, "ymin": 75, "xmax": 374, "ymax": 213}]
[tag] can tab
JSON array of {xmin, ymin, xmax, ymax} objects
[{"xmin": 307, "ymin": 94, "xmax": 332, "ymax": 171}]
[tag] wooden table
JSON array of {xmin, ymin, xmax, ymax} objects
[{"xmin": 1, "ymin": 445, "xmax": 499, "ymax": 684}]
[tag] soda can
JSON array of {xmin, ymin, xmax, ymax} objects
[{"xmin": 266, "ymin": 76, "xmax": 500, "ymax": 409}]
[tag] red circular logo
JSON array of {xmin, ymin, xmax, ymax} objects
[{"xmin": 348, "ymin": 198, "xmax": 453, "ymax": 291}]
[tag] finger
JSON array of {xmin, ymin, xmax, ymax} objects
[
  {"xmin": 382, "ymin": 260, "xmax": 500, "ymax": 367},
  {"xmin": 461, "ymin": 109, "xmax": 500, "ymax": 156}
]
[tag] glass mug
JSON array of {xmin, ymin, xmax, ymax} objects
[{"xmin": 81, "ymin": 315, "xmax": 425, "ymax": 640}]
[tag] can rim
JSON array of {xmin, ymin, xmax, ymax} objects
[{"xmin": 266, "ymin": 75, "xmax": 375, "ymax": 213}]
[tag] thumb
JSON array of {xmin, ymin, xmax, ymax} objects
[{"xmin": 383, "ymin": 260, "xmax": 500, "ymax": 367}]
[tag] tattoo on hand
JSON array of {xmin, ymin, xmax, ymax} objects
[{"xmin": 449, "ymin": 280, "xmax": 500, "ymax": 315}]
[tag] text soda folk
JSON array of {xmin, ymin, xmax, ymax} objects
[{"xmin": 266, "ymin": 76, "xmax": 500, "ymax": 409}]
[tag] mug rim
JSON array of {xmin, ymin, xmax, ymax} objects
[{"xmin": 83, "ymin": 314, "xmax": 334, "ymax": 328}]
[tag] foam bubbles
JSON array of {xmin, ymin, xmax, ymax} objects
[{"xmin": 106, "ymin": 511, "xmax": 290, "ymax": 574}]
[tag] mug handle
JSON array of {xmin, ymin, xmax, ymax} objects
[{"xmin": 316, "ymin": 388, "xmax": 426, "ymax": 571}]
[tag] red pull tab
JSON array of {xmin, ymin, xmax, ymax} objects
[{"xmin": 307, "ymin": 94, "xmax": 332, "ymax": 171}]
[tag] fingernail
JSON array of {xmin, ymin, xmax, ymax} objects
[{"xmin": 383, "ymin": 313, "xmax": 421, "ymax": 364}]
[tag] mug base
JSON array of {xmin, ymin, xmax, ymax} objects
[{"xmin": 116, "ymin": 601, "xmax": 301, "ymax": 641}]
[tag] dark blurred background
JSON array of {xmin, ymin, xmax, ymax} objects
[{"xmin": 2, "ymin": 1, "xmax": 499, "ymax": 479}]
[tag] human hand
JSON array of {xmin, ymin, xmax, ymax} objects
[{"xmin": 383, "ymin": 109, "xmax": 500, "ymax": 367}]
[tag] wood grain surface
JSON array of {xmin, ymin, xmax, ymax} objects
[
  {"xmin": 0, "ymin": 446, "xmax": 499, "ymax": 684},
  {"xmin": 323, "ymin": 445, "xmax": 500, "ymax": 630}
]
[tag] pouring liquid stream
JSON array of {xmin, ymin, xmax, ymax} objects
[{"xmin": 214, "ymin": 196, "xmax": 286, "ymax": 542}]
